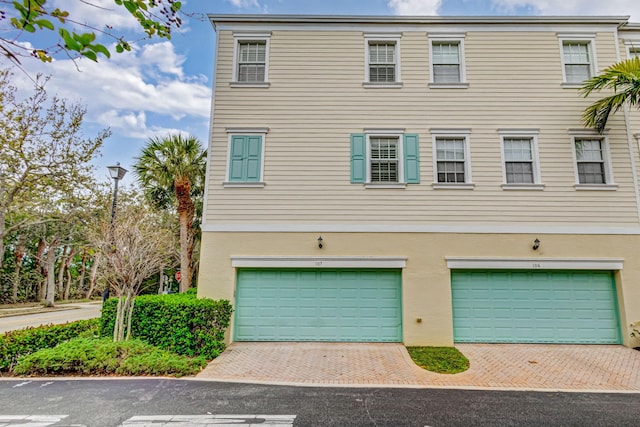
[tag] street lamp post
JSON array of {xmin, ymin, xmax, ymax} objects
[{"xmin": 108, "ymin": 163, "xmax": 128, "ymax": 231}]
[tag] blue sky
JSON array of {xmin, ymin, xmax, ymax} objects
[{"xmin": 5, "ymin": 0, "xmax": 640, "ymax": 186}]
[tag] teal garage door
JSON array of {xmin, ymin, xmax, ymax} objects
[
  {"xmin": 235, "ymin": 269, "xmax": 402, "ymax": 342},
  {"xmin": 451, "ymin": 270, "xmax": 620, "ymax": 344}
]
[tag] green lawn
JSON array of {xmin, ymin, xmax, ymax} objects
[{"xmin": 406, "ymin": 346, "xmax": 470, "ymax": 374}]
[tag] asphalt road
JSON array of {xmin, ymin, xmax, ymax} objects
[
  {"xmin": 0, "ymin": 379, "xmax": 637, "ymax": 426},
  {"xmin": 0, "ymin": 302, "xmax": 102, "ymax": 333}
]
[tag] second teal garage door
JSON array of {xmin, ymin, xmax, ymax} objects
[
  {"xmin": 235, "ymin": 269, "xmax": 402, "ymax": 342},
  {"xmin": 451, "ymin": 270, "xmax": 621, "ymax": 344}
]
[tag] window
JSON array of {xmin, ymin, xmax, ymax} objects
[
  {"xmin": 364, "ymin": 35, "xmax": 401, "ymax": 86},
  {"xmin": 575, "ymin": 139, "xmax": 605, "ymax": 184},
  {"xmin": 435, "ymin": 138, "xmax": 466, "ymax": 183},
  {"xmin": 232, "ymin": 33, "xmax": 270, "ymax": 86},
  {"xmin": 571, "ymin": 134, "xmax": 616, "ymax": 189},
  {"xmin": 499, "ymin": 130, "xmax": 543, "ymax": 190},
  {"xmin": 504, "ymin": 138, "xmax": 534, "ymax": 184},
  {"xmin": 429, "ymin": 35, "xmax": 466, "ymax": 87},
  {"xmin": 369, "ymin": 42, "xmax": 396, "ymax": 83},
  {"xmin": 431, "ymin": 130, "xmax": 472, "ymax": 188},
  {"xmin": 237, "ymin": 41, "xmax": 266, "ymax": 82},
  {"xmin": 432, "ymin": 42, "xmax": 460, "ymax": 83},
  {"xmin": 225, "ymin": 128, "xmax": 268, "ymax": 187},
  {"xmin": 350, "ymin": 132, "xmax": 419, "ymax": 186},
  {"xmin": 630, "ymin": 47, "xmax": 640, "ymax": 58},
  {"xmin": 370, "ymin": 137, "xmax": 399, "ymax": 182},
  {"xmin": 560, "ymin": 38, "xmax": 595, "ymax": 84}
]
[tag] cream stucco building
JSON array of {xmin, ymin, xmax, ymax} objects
[{"xmin": 198, "ymin": 14, "xmax": 640, "ymax": 347}]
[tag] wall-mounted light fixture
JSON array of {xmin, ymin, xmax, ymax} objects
[
  {"xmin": 318, "ymin": 236, "xmax": 324, "ymax": 249},
  {"xmin": 532, "ymin": 238, "xmax": 540, "ymax": 251}
]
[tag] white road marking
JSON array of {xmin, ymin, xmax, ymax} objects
[
  {"xmin": 120, "ymin": 414, "xmax": 296, "ymax": 426},
  {"xmin": 0, "ymin": 415, "xmax": 67, "ymax": 426},
  {"xmin": 39, "ymin": 382, "xmax": 54, "ymax": 388},
  {"xmin": 11, "ymin": 381, "xmax": 32, "ymax": 388}
]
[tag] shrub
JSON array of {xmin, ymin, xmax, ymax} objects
[
  {"xmin": 0, "ymin": 319, "xmax": 100, "ymax": 372},
  {"xmin": 101, "ymin": 293, "xmax": 232, "ymax": 359},
  {"xmin": 13, "ymin": 337, "xmax": 206, "ymax": 377}
]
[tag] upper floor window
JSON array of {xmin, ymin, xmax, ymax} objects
[
  {"xmin": 364, "ymin": 34, "xmax": 401, "ymax": 87},
  {"xmin": 429, "ymin": 35, "xmax": 467, "ymax": 88},
  {"xmin": 575, "ymin": 138, "xmax": 606, "ymax": 184},
  {"xmin": 370, "ymin": 136, "xmax": 399, "ymax": 182},
  {"xmin": 350, "ymin": 131, "xmax": 419, "ymax": 186},
  {"xmin": 560, "ymin": 37, "xmax": 595, "ymax": 85},
  {"xmin": 369, "ymin": 42, "xmax": 396, "ymax": 83},
  {"xmin": 499, "ymin": 130, "xmax": 543, "ymax": 190},
  {"xmin": 232, "ymin": 33, "xmax": 271, "ymax": 86},
  {"xmin": 435, "ymin": 137, "xmax": 466, "ymax": 183},
  {"xmin": 571, "ymin": 133, "xmax": 616, "ymax": 190},
  {"xmin": 431, "ymin": 130, "xmax": 472, "ymax": 188},
  {"xmin": 238, "ymin": 41, "xmax": 266, "ymax": 82}
]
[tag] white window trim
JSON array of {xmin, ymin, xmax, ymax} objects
[
  {"xmin": 446, "ymin": 257, "xmax": 623, "ymax": 271},
  {"xmin": 569, "ymin": 130, "xmax": 617, "ymax": 190},
  {"xmin": 499, "ymin": 129, "xmax": 544, "ymax": 190},
  {"xmin": 428, "ymin": 33, "xmax": 468, "ymax": 88},
  {"xmin": 231, "ymin": 32, "xmax": 271, "ymax": 87},
  {"xmin": 558, "ymin": 33, "xmax": 597, "ymax": 87},
  {"xmin": 223, "ymin": 127, "xmax": 268, "ymax": 188},
  {"xmin": 363, "ymin": 33, "xmax": 402, "ymax": 88},
  {"xmin": 431, "ymin": 129, "xmax": 473, "ymax": 189},
  {"xmin": 364, "ymin": 129, "xmax": 406, "ymax": 187},
  {"xmin": 231, "ymin": 256, "xmax": 407, "ymax": 269},
  {"xmin": 623, "ymin": 39, "xmax": 640, "ymax": 58}
]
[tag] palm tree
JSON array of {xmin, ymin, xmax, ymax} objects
[
  {"xmin": 134, "ymin": 134, "xmax": 206, "ymax": 292},
  {"xmin": 580, "ymin": 57, "xmax": 640, "ymax": 134}
]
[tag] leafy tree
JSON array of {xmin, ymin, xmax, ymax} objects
[
  {"xmin": 0, "ymin": 0, "xmax": 183, "ymax": 65},
  {"xmin": 134, "ymin": 134, "xmax": 206, "ymax": 293},
  {"xmin": 580, "ymin": 57, "xmax": 640, "ymax": 133},
  {"xmin": 0, "ymin": 69, "xmax": 108, "ymax": 275}
]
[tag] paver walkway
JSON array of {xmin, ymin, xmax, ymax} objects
[{"xmin": 197, "ymin": 342, "xmax": 640, "ymax": 391}]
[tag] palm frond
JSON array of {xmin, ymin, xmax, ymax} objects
[{"xmin": 580, "ymin": 57, "xmax": 640, "ymax": 133}]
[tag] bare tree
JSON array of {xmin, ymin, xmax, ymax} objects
[{"xmin": 91, "ymin": 200, "xmax": 174, "ymax": 341}]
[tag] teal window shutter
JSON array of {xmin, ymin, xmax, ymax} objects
[
  {"xmin": 403, "ymin": 134, "xmax": 420, "ymax": 184},
  {"xmin": 245, "ymin": 136, "xmax": 263, "ymax": 182},
  {"xmin": 229, "ymin": 135, "xmax": 262, "ymax": 182},
  {"xmin": 351, "ymin": 134, "xmax": 366, "ymax": 183}
]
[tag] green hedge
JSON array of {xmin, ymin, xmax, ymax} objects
[
  {"xmin": 13, "ymin": 337, "xmax": 207, "ymax": 377},
  {"xmin": 0, "ymin": 319, "xmax": 100, "ymax": 372},
  {"xmin": 100, "ymin": 294, "xmax": 232, "ymax": 359}
]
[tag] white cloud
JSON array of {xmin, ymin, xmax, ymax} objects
[
  {"xmin": 9, "ymin": 40, "xmax": 210, "ymax": 139},
  {"xmin": 50, "ymin": 0, "xmax": 141, "ymax": 32},
  {"xmin": 388, "ymin": 0, "xmax": 442, "ymax": 15},
  {"xmin": 227, "ymin": 0, "xmax": 260, "ymax": 8},
  {"xmin": 490, "ymin": 0, "xmax": 640, "ymax": 21},
  {"xmin": 97, "ymin": 110, "xmax": 188, "ymax": 139}
]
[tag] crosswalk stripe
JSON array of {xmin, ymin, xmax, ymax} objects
[{"xmin": 120, "ymin": 414, "xmax": 296, "ymax": 426}]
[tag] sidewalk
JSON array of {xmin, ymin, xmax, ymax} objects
[{"xmin": 197, "ymin": 342, "xmax": 640, "ymax": 392}]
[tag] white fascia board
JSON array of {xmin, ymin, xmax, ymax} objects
[
  {"xmin": 231, "ymin": 256, "xmax": 407, "ymax": 268},
  {"xmin": 446, "ymin": 257, "xmax": 624, "ymax": 270},
  {"xmin": 202, "ymin": 223, "xmax": 640, "ymax": 234}
]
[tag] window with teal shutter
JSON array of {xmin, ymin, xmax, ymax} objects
[
  {"xmin": 350, "ymin": 134, "xmax": 366, "ymax": 183},
  {"xmin": 229, "ymin": 135, "xmax": 263, "ymax": 182},
  {"xmin": 403, "ymin": 134, "xmax": 420, "ymax": 183}
]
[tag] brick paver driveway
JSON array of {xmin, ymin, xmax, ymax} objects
[{"xmin": 197, "ymin": 342, "xmax": 640, "ymax": 391}]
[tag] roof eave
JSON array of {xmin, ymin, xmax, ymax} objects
[{"xmin": 208, "ymin": 14, "xmax": 630, "ymax": 27}]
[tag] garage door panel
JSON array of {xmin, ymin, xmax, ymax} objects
[
  {"xmin": 452, "ymin": 270, "xmax": 620, "ymax": 344},
  {"xmin": 235, "ymin": 268, "xmax": 402, "ymax": 342}
]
